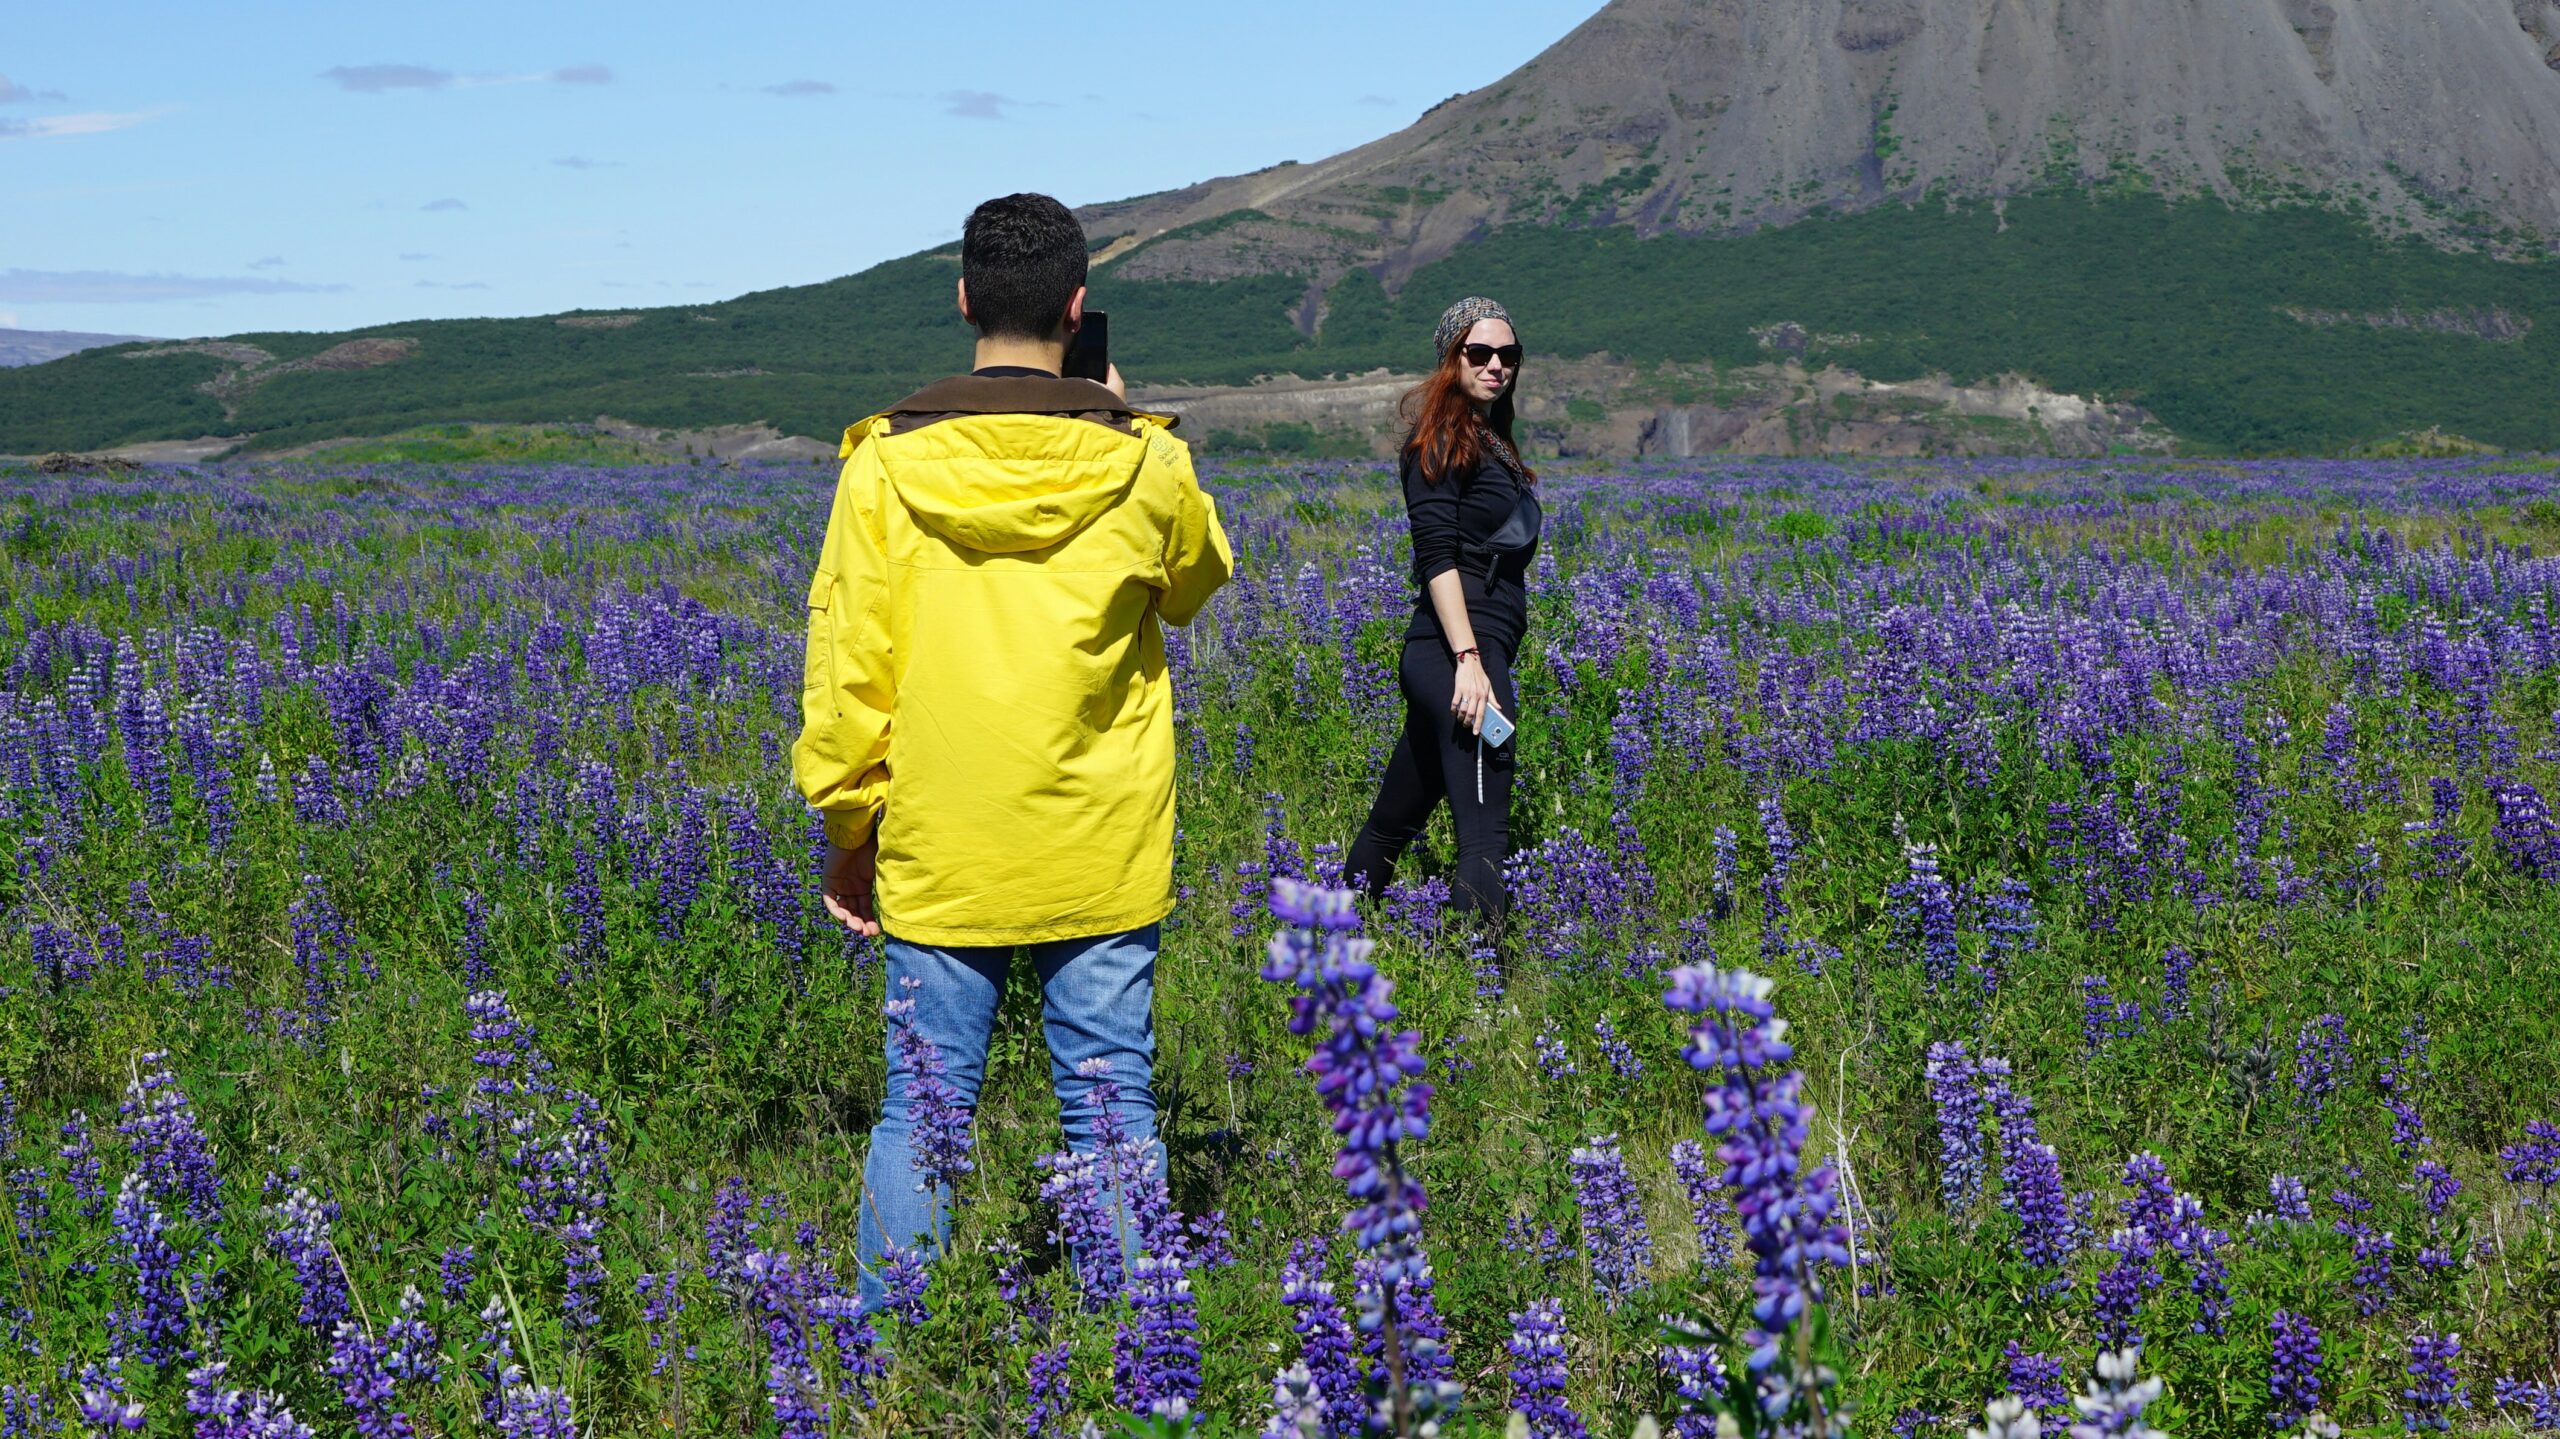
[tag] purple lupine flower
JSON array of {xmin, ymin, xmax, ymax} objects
[
  {"xmin": 2090, "ymin": 1226, "xmax": 2157, "ymax": 1350},
  {"xmin": 1534, "ymin": 1020, "xmax": 1577, "ymax": 1081},
  {"xmin": 2268, "ymin": 1174, "xmax": 2312, "ymax": 1225},
  {"xmin": 459, "ymin": 891, "xmax": 493, "ymax": 988},
  {"xmin": 1668, "ymin": 1138, "xmax": 1735, "ymax": 1270},
  {"xmin": 637, "ymin": 1270, "xmax": 685, "ymax": 1377},
  {"xmin": 1265, "ymin": 1360, "xmax": 1328, "ymax": 1439},
  {"xmin": 2402, "ymin": 1329, "xmax": 2469, "ymax": 1432},
  {"xmin": 2292, "ymin": 1014, "xmax": 2349, "ymax": 1124},
  {"xmin": 877, "ymin": 1240, "xmax": 931, "ymax": 1329},
  {"xmin": 1026, "ymin": 1341, "xmax": 1074, "ymax": 1438},
  {"xmin": 2504, "ymin": 1119, "xmax": 2560, "ymax": 1200},
  {"xmin": 1279, "ymin": 1237, "xmax": 1365, "ymax": 1439},
  {"xmin": 2409, "ymin": 777, "xmax": 2470, "ymax": 879},
  {"xmin": 1975, "ymin": 878, "xmax": 2036, "ymax": 1000},
  {"xmin": 186, "ymin": 1361, "xmax": 319, "ymax": 1439},
  {"xmin": 1593, "ymin": 1016, "xmax": 1643, "ymax": 1080},
  {"xmin": 492, "ymin": 1383, "xmax": 576, "ymax": 1439},
  {"xmin": 439, "ymin": 1245, "xmax": 476, "ymax": 1303},
  {"xmin": 108, "ymin": 1172, "xmax": 192, "ymax": 1367},
  {"xmin": 1662, "ymin": 961, "xmax": 1851, "ymax": 1372},
  {"xmin": 2270, "ymin": 1310, "xmax": 2324, "ymax": 1430},
  {"xmin": 1756, "ymin": 796, "xmax": 1803, "ymax": 972},
  {"xmin": 653, "ymin": 784, "xmax": 708, "ymax": 939},
  {"xmin": 117, "ymin": 1052, "xmax": 223, "ymax": 1230},
  {"xmin": 324, "ymin": 1320, "xmax": 414, "ymax": 1439},
  {"xmin": 1567, "ymin": 1134, "xmax": 1654, "ymax": 1309},
  {"xmin": 264, "ymin": 1185, "xmax": 350, "ymax": 1329},
  {"xmin": 1887, "ymin": 842, "xmax": 1960, "ymax": 991},
  {"xmin": 381, "ymin": 1285, "xmax": 440, "ymax": 1388},
  {"xmin": 59, "ymin": 1111, "xmax": 105, "ymax": 1220},
  {"xmin": 1505, "ymin": 1297, "xmax": 1589, "ymax": 1439},
  {"xmin": 1036, "ymin": 1147, "xmax": 1128, "ymax": 1305},
  {"xmin": 2489, "ymin": 778, "xmax": 2559, "ymax": 879},
  {"xmin": 1261, "ymin": 880, "xmax": 1433, "ymax": 1290},
  {"xmin": 1983, "ymin": 1061, "xmax": 2078, "ymax": 1284},
  {"xmin": 2003, "ymin": 1342, "xmax": 2068, "ymax": 1417},
  {"xmin": 885, "ymin": 976, "xmax": 975, "ymax": 1221},
  {"xmin": 561, "ymin": 839, "xmax": 606, "ymax": 985},
  {"xmin": 1660, "ymin": 1315, "xmax": 1729, "ymax": 1439},
  {"xmin": 1264, "ymin": 875, "xmax": 1464, "ymax": 1433},
  {"xmin": 1926, "ymin": 1041, "xmax": 1988, "ymax": 1215},
  {"xmin": 2157, "ymin": 946, "xmax": 2195, "ymax": 1023},
  {"xmin": 2078, "ymin": 975, "xmax": 2141, "ymax": 1055},
  {"xmin": 468, "ymin": 1294, "xmax": 516, "ymax": 1425},
  {"xmin": 2491, "ymin": 1377, "xmax": 2560, "ymax": 1430},
  {"xmin": 1710, "ymin": 825, "xmax": 1740, "ymax": 921},
  {"xmin": 1111, "ymin": 1250, "xmax": 1201, "ymax": 1423}
]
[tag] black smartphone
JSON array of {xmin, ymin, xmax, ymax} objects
[{"xmin": 1063, "ymin": 310, "xmax": 1109, "ymax": 382}]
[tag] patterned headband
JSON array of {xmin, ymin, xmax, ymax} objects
[{"xmin": 1433, "ymin": 296, "xmax": 1516, "ymax": 362}]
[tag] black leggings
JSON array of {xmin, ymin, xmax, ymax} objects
[{"xmin": 1346, "ymin": 636, "xmax": 1519, "ymax": 926}]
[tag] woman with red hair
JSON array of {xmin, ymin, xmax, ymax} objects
[{"xmin": 1345, "ymin": 296, "xmax": 1542, "ymax": 927}]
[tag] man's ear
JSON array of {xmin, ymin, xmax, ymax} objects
[
  {"xmin": 956, "ymin": 277, "xmax": 975, "ymax": 328},
  {"xmin": 1062, "ymin": 285, "xmax": 1088, "ymax": 335}
]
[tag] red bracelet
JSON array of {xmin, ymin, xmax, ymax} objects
[{"xmin": 1453, "ymin": 647, "xmax": 1481, "ymax": 663}]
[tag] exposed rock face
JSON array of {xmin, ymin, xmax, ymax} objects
[
  {"xmin": 127, "ymin": 337, "xmax": 419, "ymax": 419},
  {"xmin": 1082, "ymin": 0, "xmax": 2560, "ymax": 288},
  {"xmin": 1131, "ymin": 354, "xmax": 2169, "ymax": 459},
  {"xmin": 2280, "ymin": 304, "xmax": 2533, "ymax": 339}
]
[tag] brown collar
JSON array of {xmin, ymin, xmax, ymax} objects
[{"xmin": 885, "ymin": 372, "xmax": 1168, "ymax": 425}]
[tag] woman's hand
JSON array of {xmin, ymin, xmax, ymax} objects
[{"xmin": 1450, "ymin": 653, "xmax": 1498, "ymax": 733}]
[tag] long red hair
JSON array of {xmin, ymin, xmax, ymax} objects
[{"xmin": 1400, "ymin": 344, "xmax": 1536, "ymax": 486}]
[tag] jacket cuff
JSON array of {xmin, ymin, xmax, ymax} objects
[{"xmin": 823, "ymin": 808, "xmax": 878, "ymax": 850}]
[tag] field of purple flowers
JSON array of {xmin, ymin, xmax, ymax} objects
[{"xmin": 3, "ymin": 453, "xmax": 2559, "ymax": 1437}]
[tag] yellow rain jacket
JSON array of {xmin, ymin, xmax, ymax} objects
[{"xmin": 792, "ymin": 373, "xmax": 1233, "ymax": 946}]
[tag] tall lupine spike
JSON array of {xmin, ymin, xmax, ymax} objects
[
  {"xmin": 2401, "ymin": 1329, "xmax": 2469, "ymax": 1433},
  {"xmin": 1262, "ymin": 877, "xmax": 1450, "ymax": 1435},
  {"xmin": 1925, "ymin": 1042, "xmax": 1988, "ymax": 1216},
  {"xmin": 885, "ymin": 976, "xmax": 976, "ymax": 1230},
  {"xmin": 1567, "ymin": 1135, "xmax": 1654, "ymax": 1309},
  {"xmin": 2068, "ymin": 1347, "xmax": 2167, "ymax": 1439},
  {"xmin": 1668, "ymin": 1139, "xmax": 1735, "ymax": 1271},
  {"xmin": 1661, "ymin": 961, "xmax": 1850, "ymax": 1386},
  {"xmin": 1504, "ymin": 1297, "xmax": 1589, "ymax": 1439},
  {"xmin": 2269, "ymin": 1311, "xmax": 2324, "ymax": 1431},
  {"xmin": 1280, "ymin": 1237, "xmax": 1366, "ymax": 1439}
]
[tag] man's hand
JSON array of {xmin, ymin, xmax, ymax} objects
[
  {"xmin": 821, "ymin": 838, "xmax": 881, "ymax": 938},
  {"xmin": 1103, "ymin": 362, "xmax": 1127, "ymax": 400}
]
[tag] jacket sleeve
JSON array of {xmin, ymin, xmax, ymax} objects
[
  {"xmin": 1149, "ymin": 427, "xmax": 1234, "ymax": 627},
  {"xmin": 791, "ymin": 443, "xmax": 896, "ymax": 849},
  {"xmin": 1403, "ymin": 447, "xmax": 1464, "ymax": 583}
]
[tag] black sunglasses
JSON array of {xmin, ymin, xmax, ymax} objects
[{"xmin": 1459, "ymin": 343, "xmax": 1524, "ymax": 368}]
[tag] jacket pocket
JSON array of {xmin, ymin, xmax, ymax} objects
[{"xmin": 803, "ymin": 567, "xmax": 835, "ymax": 708}]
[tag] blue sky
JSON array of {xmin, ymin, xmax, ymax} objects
[{"xmin": 1, "ymin": 2, "xmax": 1589, "ymax": 338}]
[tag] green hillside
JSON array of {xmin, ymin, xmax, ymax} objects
[{"xmin": 7, "ymin": 194, "xmax": 2559, "ymax": 455}]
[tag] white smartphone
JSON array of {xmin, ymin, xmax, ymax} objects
[{"xmin": 1478, "ymin": 705, "xmax": 1515, "ymax": 748}]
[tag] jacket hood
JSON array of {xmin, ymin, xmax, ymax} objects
[{"xmin": 863, "ymin": 374, "xmax": 1168, "ymax": 555}]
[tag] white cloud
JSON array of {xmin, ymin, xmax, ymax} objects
[
  {"xmin": 552, "ymin": 155, "xmax": 619, "ymax": 170},
  {"xmin": 942, "ymin": 90, "xmax": 1014, "ymax": 120},
  {"xmin": 247, "ymin": 256, "xmax": 286, "ymax": 270},
  {"xmin": 0, "ymin": 74, "xmax": 67, "ymax": 104},
  {"xmin": 1356, "ymin": 93, "xmax": 1396, "ymax": 107},
  {"xmin": 764, "ymin": 79, "xmax": 834, "ymax": 97},
  {"xmin": 0, "ymin": 268, "xmax": 347, "ymax": 303},
  {"xmin": 397, "ymin": 252, "xmax": 432, "ymax": 261},
  {"xmin": 0, "ymin": 310, "xmax": 19, "ymax": 329},
  {"xmin": 551, "ymin": 64, "xmax": 613, "ymax": 85},
  {"xmin": 415, "ymin": 279, "xmax": 489, "ymax": 290},
  {"xmin": 321, "ymin": 63, "xmax": 453, "ymax": 93},
  {"xmin": 0, "ymin": 108, "xmax": 171, "ymax": 140},
  {"xmin": 421, "ymin": 197, "xmax": 469, "ymax": 212}
]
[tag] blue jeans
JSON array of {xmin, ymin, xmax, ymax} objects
[{"xmin": 853, "ymin": 923, "xmax": 1163, "ymax": 1311}]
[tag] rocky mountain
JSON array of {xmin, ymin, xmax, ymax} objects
[
  {"xmin": 0, "ymin": 328, "xmax": 157, "ymax": 368},
  {"xmin": 1086, "ymin": 0, "xmax": 2560, "ymax": 297}
]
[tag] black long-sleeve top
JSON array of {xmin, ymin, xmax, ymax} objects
[{"xmin": 1400, "ymin": 445, "xmax": 1538, "ymax": 654}]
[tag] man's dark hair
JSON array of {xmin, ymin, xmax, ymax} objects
[{"xmin": 961, "ymin": 193, "xmax": 1090, "ymax": 340}]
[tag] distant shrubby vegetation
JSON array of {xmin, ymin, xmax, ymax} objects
[{"xmin": 6, "ymin": 195, "xmax": 2559, "ymax": 455}]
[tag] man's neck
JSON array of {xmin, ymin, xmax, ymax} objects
[{"xmin": 972, "ymin": 333, "xmax": 1067, "ymax": 375}]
